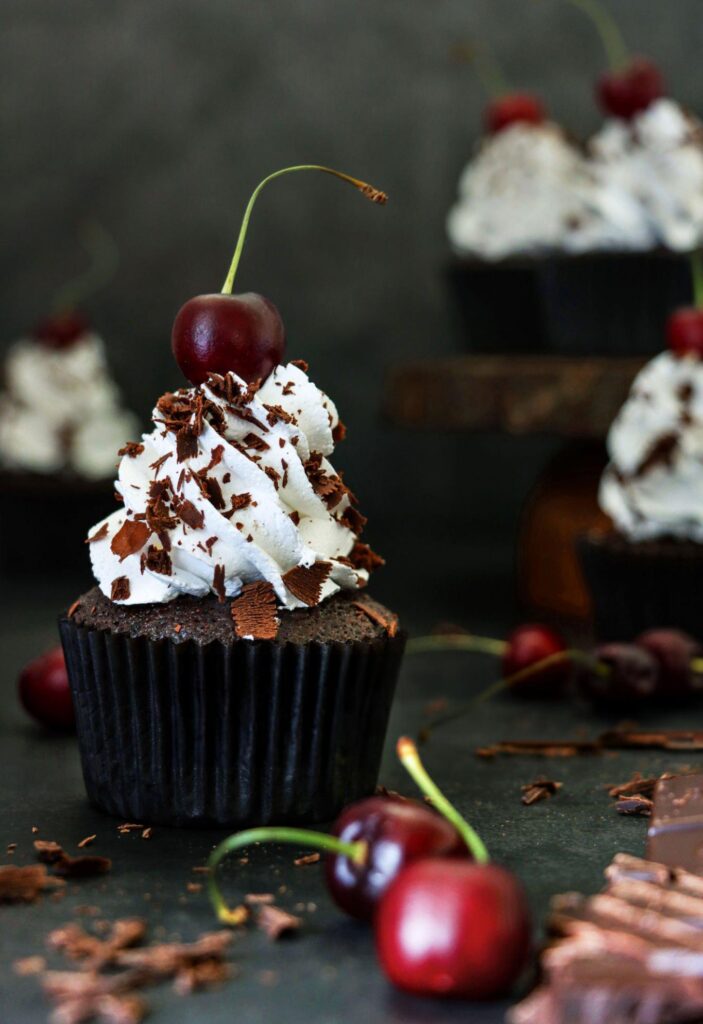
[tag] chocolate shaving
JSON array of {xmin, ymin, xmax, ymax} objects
[
  {"xmin": 231, "ymin": 582, "xmax": 279, "ymax": 640},
  {"xmin": 476, "ymin": 739, "xmax": 601, "ymax": 759},
  {"xmin": 256, "ymin": 905, "xmax": 302, "ymax": 940},
  {"xmin": 176, "ymin": 426, "xmax": 199, "ymax": 463},
  {"xmin": 118, "ymin": 442, "xmax": 145, "ymax": 459},
  {"xmin": 616, "ymin": 795, "xmax": 654, "ymax": 816},
  {"xmin": 282, "ymin": 562, "xmax": 332, "ymax": 606},
  {"xmin": 174, "ymin": 498, "xmax": 205, "ymax": 530},
  {"xmin": 34, "ymin": 839, "xmax": 111, "ymax": 878},
  {"xmin": 264, "ymin": 465, "xmax": 281, "ymax": 489},
  {"xmin": 348, "ymin": 541, "xmax": 384, "ymax": 572},
  {"xmin": 111, "ymin": 577, "xmax": 131, "ymax": 602},
  {"xmin": 67, "ymin": 599, "xmax": 81, "ymax": 618},
  {"xmin": 242, "ymin": 432, "xmax": 270, "ymax": 452},
  {"xmin": 111, "ymin": 520, "xmax": 151, "ymax": 562},
  {"xmin": 290, "ymin": 359, "xmax": 308, "ymax": 372},
  {"xmin": 634, "ymin": 432, "xmax": 679, "ymax": 478},
  {"xmin": 86, "ymin": 523, "xmax": 109, "ymax": 545},
  {"xmin": 304, "ymin": 453, "xmax": 348, "ymax": 509},
  {"xmin": 352, "ymin": 598, "xmax": 399, "ymax": 637},
  {"xmin": 602, "ymin": 729, "xmax": 703, "ymax": 751},
  {"xmin": 141, "ymin": 545, "xmax": 172, "ymax": 576},
  {"xmin": 213, "ymin": 564, "xmax": 226, "ymax": 604},
  {"xmin": 149, "ymin": 453, "xmax": 172, "ymax": 476},
  {"xmin": 264, "ymin": 403, "xmax": 294, "ymax": 426},
  {"xmin": 204, "ymin": 444, "xmax": 225, "ymax": 472},
  {"xmin": 48, "ymin": 919, "xmax": 147, "ymax": 969},
  {"xmin": 521, "ymin": 778, "xmax": 562, "ymax": 805},
  {"xmin": 77, "ymin": 835, "xmax": 97, "ymax": 849},
  {"xmin": 289, "ymin": 510, "xmax": 300, "ymax": 526},
  {"xmin": 0, "ymin": 864, "xmax": 62, "ymax": 903},
  {"xmin": 332, "ymin": 420, "xmax": 347, "ymax": 443},
  {"xmin": 339, "ymin": 504, "xmax": 367, "ymax": 534},
  {"xmin": 293, "ymin": 853, "xmax": 320, "ymax": 867},
  {"xmin": 13, "ymin": 956, "xmax": 46, "ymax": 976}
]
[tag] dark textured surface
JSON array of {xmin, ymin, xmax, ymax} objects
[
  {"xmin": 69, "ymin": 586, "xmax": 393, "ymax": 644},
  {"xmin": 2, "ymin": 576, "xmax": 702, "ymax": 1022}
]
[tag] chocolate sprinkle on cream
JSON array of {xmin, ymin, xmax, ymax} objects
[
  {"xmin": 111, "ymin": 577, "xmax": 131, "ymax": 602},
  {"xmin": 118, "ymin": 442, "xmax": 145, "ymax": 458},
  {"xmin": 87, "ymin": 523, "xmax": 109, "ymax": 545},
  {"xmin": 111, "ymin": 520, "xmax": 151, "ymax": 562},
  {"xmin": 213, "ymin": 565, "xmax": 226, "ymax": 604},
  {"xmin": 231, "ymin": 582, "xmax": 279, "ymax": 640},
  {"xmin": 282, "ymin": 562, "xmax": 332, "ymax": 606}
]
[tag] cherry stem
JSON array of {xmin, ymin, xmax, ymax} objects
[
  {"xmin": 407, "ymin": 633, "xmax": 507, "ymax": 657},
  {"xmin": 564, "ymin": 0, "xmax": 629, "ymax": 71},
  {"xmin": 397, "ymin": 736, "xmax": 490, "ymax": 864},
  {"xmin": 452, "ymin": 42, "xmax": 512, "ymax": 98},
  {"xmin": 692, "ymin": 657, "xmax": 703, "ymax": 674},
  {"xmin": 691, "ymin": 251, "xmax": 703, "ymax": 310},
  {"xmin": 207, "ymin": 826, "xmax": 366, "ymax": 925},
  {"xmin": 221, "ymin": 165, "xmax": 388, "ymax": 296},
  {"xmin": 52, "ymin": 222, "xmax": 119, "ymax": 315}
]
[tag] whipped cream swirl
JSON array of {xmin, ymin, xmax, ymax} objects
[
  {"xmin": 0, "ymin": 331, "xmax": 139, "ymax": 478},
  {"xmin": 88, "ymin": 361, "xmax": 380, "ymax": 608},
  {"xmin": 600, "ymin": 351, "xmax": 703, "ymax": 541}
]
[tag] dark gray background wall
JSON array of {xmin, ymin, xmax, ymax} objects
[{"xmin": 2, "ymin": 0, "xmax": 702, "ymax": 616}]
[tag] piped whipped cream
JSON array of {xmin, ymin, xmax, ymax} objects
[
  {"xmin": 589, "ymin": 99, "xmax": 703, "ymax": 252},
  {"xmin": 88, "ymin": 361, "xmax": 381, "ymax": 609},
  {"xmin": 600, "ymin": 351, "xmax": 703, "ymax": 541},
  {"xmin": 0, "ymin": 332, "xmax": 139, "ymax": 478}
]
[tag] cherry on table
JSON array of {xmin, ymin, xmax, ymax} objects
[
  {"xmin": 326, "ymin": 796, "xmax": 468, "ymax": 921},
  {"xmin": 636, "ymin": 628, "xmax": 703, "ymax": 698},
  {"xmin": 34, "ymin": 310, "xmax": 89, "ymax": 349},
  {"xmin": 376, "ymin": 859, "xmax": 531, "ymax": 999},
  {"xmin": 18, "ymin": 647, "xmax": 75, "ymax": 731},
  {"xmin": 502, "ymin": 623, "xmax": 569, "ymax": 697},
  {"xmin": 597, "ymin": 58, "xmax": 664, "ymax": 119},
  {"xmin": 485, "ymin": 93, "xmax": 545, "ymax": 135},
  {"xmin": 579, "ymin": 642, "xmax": 660, "ymax": 704},
  {"xmin": 667, "ymin": 308, "xmax": 703, "ymax": 359}
]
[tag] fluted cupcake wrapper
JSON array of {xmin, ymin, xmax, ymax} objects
[
  {"xmin": 577, "ymin": 533, "xmax": 703, "ymax": 642},
  {"xmin": 59, "ymin": 618, "xmax": 405, "ymax": 828}
]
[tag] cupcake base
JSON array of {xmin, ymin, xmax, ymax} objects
[
  {"xmin": 60, "ymin": 592, "xmax": 405, "ymax": 827},
  {"xmin": 577, "ymin": 531, "xmax": 703, "ymax": 641}
]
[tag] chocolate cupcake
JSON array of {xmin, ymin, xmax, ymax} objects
[{"xmin": 578, "ymin": 344, "xmax": 703, "ymax": 640}]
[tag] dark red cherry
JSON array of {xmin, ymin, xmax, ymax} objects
[
  {"xmin": 326, "ymin": 796, "xmax": 468, "ymax": 922},
  {"xmin": 503, "ymin": 623, "xmax": 569, "ymax": 698},
  {"xmin": 172, "ymin": 293, "xmax": 285, "ymax": 386},
  {"xmin": 667, "ymin": 308, "xmax": 703, "ymax": 359},
  {"xmin": 597, "ymin": 58, "xmax": 664, "ymax": 120},
  {"xmin": 34, "ymin": 310, "xmax": 89, "ymax": 349},
  {"xmin": 636, "ymin": 629, "xmax": 703, "ymax": 699},
  {"xmin": 18, "ymin": 647, "xmax": 75, "ymax": 731},
  {"xmin": 579, "ymin": 642, "xmax": 660, "ymax": 704},
  {"xmin": 376, "ymin": 860, "xmax": 531, "ymax": 999},
  {"xmin": 485, "ymin": 93, "xmax": 545, "ymax": 135}
]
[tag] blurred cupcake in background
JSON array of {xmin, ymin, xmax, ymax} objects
[
  {"xmin": 579, "ymin": 256, "xmax": 703, "ymax": 639},
  {"xmin": 0, "ymin": 225, "xmax": 140, "ymax": 574}
]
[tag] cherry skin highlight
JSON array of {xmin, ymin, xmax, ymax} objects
[
  {"xmin": 597, "ymin": 58, "xmax": 664, "ymax": 120},
  {"xmin": 171, "ymin": 292, "xmax": 285, "ymax": 385},
  {"xmin": 667, "ymin": 308, "xmax": 703, "ymax": 359},
  {"xmin": 503, "ymin": 623, "xmax": 568, "ymax": 697},
  {"xmin": 34, "ymin": 310, "xmax": 89, "ymax": 349},
  {"xmin": 326, "ymin": 796, "xmax": 468, "ymax": 922},
  {"xmin": 485, "ymin": 93, "xmax": 545, "ymax": 135},
  {"xmin": 376, "ymin": 860, "xmax": 531, "ymax": 999},
  {"xmin": 18, "ymin": 647, "xmax": 74, "ymax": 731}
]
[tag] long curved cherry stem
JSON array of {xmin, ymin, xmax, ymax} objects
[
  {"xmin": 221, "ymin": 165, "xmax": 387, "ymax": 296},
  {"xmin": 563, "ymin": 0, "xmax": 629, "ymax": 71},
  {"xmin": 397, "ymin": 737, "xmax": 490, "ymax": 864},
  {"xmin": 407, "ymin": 633, "xmax": 507, "ymax": 657},
  {"xmin": 52, "ymin": 222, "xmax": 119, "ymax": 314},
  {"xmin": 691, "ymin": 251, "xmax": 703, "ymax": 310},
  {"xmin": 207, "ymin": 826, "xmax": 367, "ymax": 925}
]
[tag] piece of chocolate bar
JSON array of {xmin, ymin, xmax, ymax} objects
[{"xmin": 647, "ymin": 773, "xmax": 703, "ymax": 874}]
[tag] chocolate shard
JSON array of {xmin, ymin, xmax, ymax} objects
[
  {"xmin": 647, "ymin": 773, "xmax": 703, "ymax": 874},
  {"xmin": 231, "ymin": 582, "xmax": 279, "ymax": 640},
  {"xmin": 282, "ymin": 562, "xmax": 332, "ymax": 606}
]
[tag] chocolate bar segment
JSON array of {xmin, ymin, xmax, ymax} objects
[{"xmin": 647, "ymin": 773, "xmax": 703, "ymax": 874}]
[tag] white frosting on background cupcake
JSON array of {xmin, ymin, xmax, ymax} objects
[
  {"xmin": 0, "ymin": 331, "xmax": 138, "ymax": 477},
  {"xmin": 600, "ymin": 350, "xmax": 703, "ymax": 541}
]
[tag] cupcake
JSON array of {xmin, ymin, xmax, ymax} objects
[
  {"xmin": 59, "ymin": 165, "xmax": 405, "ymax": 828},
  {"xmin": 0, "ymin": 311, "xmax": 139, "ymax": 573},
  {"xmin": 578, "ymin": 321, "xmax": 703, "ymax": 640}
]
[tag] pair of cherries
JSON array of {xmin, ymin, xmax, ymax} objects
[{"xmin": 208, "ymin": 738, "xmax": 530, "ymax": 1001}]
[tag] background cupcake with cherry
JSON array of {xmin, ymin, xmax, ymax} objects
[{"xmin": 60, "ymin": 165, "xmax": 405, "ymax": 828}]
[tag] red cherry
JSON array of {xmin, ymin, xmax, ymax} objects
[
  {"xmin": 597, "ymin": 58, "xmax": 664, "ymax": 120},
  {"xmin": 33, "ymin": 310, "xmax": 89, "ymax": 349},
  {"xmin": 485, "ymin": 93, "xmax": 545, "ymax": 135},
  {"xmin": 326, "ymin": 796, "xmax": 468, "ymax": 922},
  {"xmin": 579, "ymin": 642, "xmax": 660, "ymax": 704},
  {"xmin": 503, "ymin": 623, "xmax": 569, "ymax": 697},
  {"xmin": 376, "ymin": 860, "xmax": 531, "ymax": 999},
  {"xmin": 172, "ymin": 293, "xmax": 285, "ymax": 385},
  {"xmin": 18, "ymin": 647, "xmax": 75, "ymax": 731},
  {"xmin": 667, "ymin": 308, "xmax": 703, "ymax": 359},
  {"xmin": 636, "ymin": 629, "xmax": 703, "ymax": 699}
]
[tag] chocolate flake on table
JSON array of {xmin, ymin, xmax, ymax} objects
[
  {"xmin": 35, "ymin": 839, "xmax": 111, "ymax": 878},
  {"xmin": 476, "ymin": 739, "xmax": 601, "ymax": 759},
  {"xmin": 86, "ymin": 522, "xmax": 110, "ymax": 545},
  {"xmin": 48, "ymin": 919, "xmax": 147, "ymax": 969},
  {"xmin": 212, "ymin": 564, "xmax": 226, "ymax": 604},
  {"xmin": 607, "ymin": 772, "xmax": 669, "ymax": 800},
  {"xmin": 141, "ymin": 828, "xmax": 152, "ymax": 840},
  {"xmin": 293, "ymin": 853, "xmax": 320, "ymax": 867},
  {"xmin": 616, "ymin": 794, "xmax": 654, "ymax": 816},
  {"xmin": 352, "ymin": 597, "xmax": 399, "ymax": 637},
  {"xmin": 111, "ymin": 577, "xmax": 131, "ymax": 602},
  {"xmin": 521, "ymin": 778, "xmax": 563, "ymax": 806},
  {"xmin": 647, "ymin": 773, "xmax": 703, "ymax": 872},
  {"xmin": 509, "ymin": 851, "xmax": 703, "ymax": 1024},
  {"xmin": 117, "ymin": 823, "xmax": 144, "ymax": 835},
  {"xmin": 119, "ymin": 441, "xmax": 145, "ymax": 458},
  {"xmin": 245, "ymin": 893, "xmax": 275, "ymax": 905},
  {"xmin": 0, "ymin": 864, "xmax": 63, "ymax": 903},
  {"xmin": 282, "ymin": 561, "xmax": 332, "ymax": 606},
  {"xmin": 231, "ymin": 581, "xmax": 279, "ymax": 640},
  {"xmin": 111, "ymin": 520, "xmax": 151, "ymax": 562},
  {"xmin": 13, "ymin": 956, "xmax": 47, "ymax": 976},
  {"xmin": 255, "ymin": 904, "xmax": 302, "ymax": 941},
  {"xmin": 77, "ymin": 835, "xmax": 97, "ymax": 849},
  {"xmin": 348, "ymin": 541, "xmax": 384, "ymax": 572},
  {"xmin": 602, "ymin": 728, "xmax": 703, "ymax": 751}
]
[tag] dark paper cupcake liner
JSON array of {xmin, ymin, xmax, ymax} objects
[
  {"xmin": 59, "ymin": 617, "xmax": 405, "ymax": 828},
  {"xmin": 577, "ymin": 532, "xmax": 703, "ymax": 642}
]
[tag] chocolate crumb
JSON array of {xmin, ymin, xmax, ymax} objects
[
  {"xmin": 119, "ymin": 442, "xmax": 145, "ymax": 459},
  {"xmin": 86, "ymin": 523, "xmax": 109, "ymax": 545},
  {"xmin": 293, "ymin": 853, "xmax": 320, "ymax": 867},
  {"xmin": 615, "ymin": 795, "xmax": 654, "ymax": 816},
  {"xmin": 67, "ymin": 599, "xmax": 81, "ymax": 618},
  {"xmin": 0, "ymin": 864, "xmax": 62, "ymax": 903},
  {"xmin": 77, "ymin": 835, "xmax": 97, "ymax": 849},
  {"xmin": 141, "ymin": 828, "xmax": 152, "ymax": 841},
  {"xmin": 256, "ymin": 904, "xmax": 302, "ymax": 940},
  {"xmin": 521, "ymin": 778, "xmax": 563, "ymax": 805},
  {"xmin": 13, "ymin": 955, "xmax": 46, "ymax": 976},
  {"xmin": 111, "ymin": 577, "xmax": 131, "ymax": 603}
]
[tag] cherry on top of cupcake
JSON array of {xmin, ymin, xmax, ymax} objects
[
  {"xmin": 667, "ymin": 252, "xmax": 703, "ymax": 359},
  {"xmin": 452, "ymin": 41, "xmax": 546, "ymax": 136},
  {"xmin": 171, "ymin": 166, "xmax": 387, "ymax": 387},
  {"xmin": 565, "ymin": 0, "xmax": 664, "ymax": 119}
]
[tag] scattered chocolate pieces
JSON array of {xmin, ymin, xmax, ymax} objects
[
  {"xmin": 477, "ymin": 740, "xmax": 600, "ymax": 759},
  {"xmin": 478, "ymin": 730, "xmax": 703, "ymax": 760},
  {"xmin": 13, "ymin": 956, "xmax": 47, "ymax": 976},
  {"xmin": 244, "ymin": 893, "xmax": 275, "ymax": 905},
  {"xmin": 117, "ymin": 823, "xmax": 144, "ymax": 835},
  {"xmin": 0, "ymin": 864, "xmax": 62, "ymax": 903},
  {"xmin": 647, "ymin": 773, "xmax": 703, "ymax": 872},
  {"xmin": 110, "ymin": 520, "xmax": 151, "ymax": 562},
  {"xmin": 77, "ymin": 835, "xmax": 97, "ymax": 849},
  {"xmin": 34, "ymin": 839, "xmax": 111, "ymax": 878},
  {"xmin": 293, "ymin": 853, "xmax": 320, "ymax": 867},
  {"xmin": 282, "ymin": 561, "xmax": 332, "ymax": 607},
  {"xmin": 615, "ymin": 794, "xmax": 654, "ymax": 816},
  {"xmin": 141, "ymin": 828, "xmax": 152, "ymax": 841},
  {"xmin": 86, "ymin": 523, "xmax": 109, "ymax": 545},
  {"xmin": 231, "ymin": 581, "xmax": 279, "ymax": 640},
  {"xmin": 255, "ymin": 905, "xmax": 302, "ymax": 941},
  {"xmin": 521, "ymin": 778, "xmax": 562, "ymax": 806},
  {"xmin": 111, "ymin": 577, "xmax": 131, "ymax": 602},
  {"xmin": 351, "ymin": 597, "xmax": 399, "ymax": 637}
]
